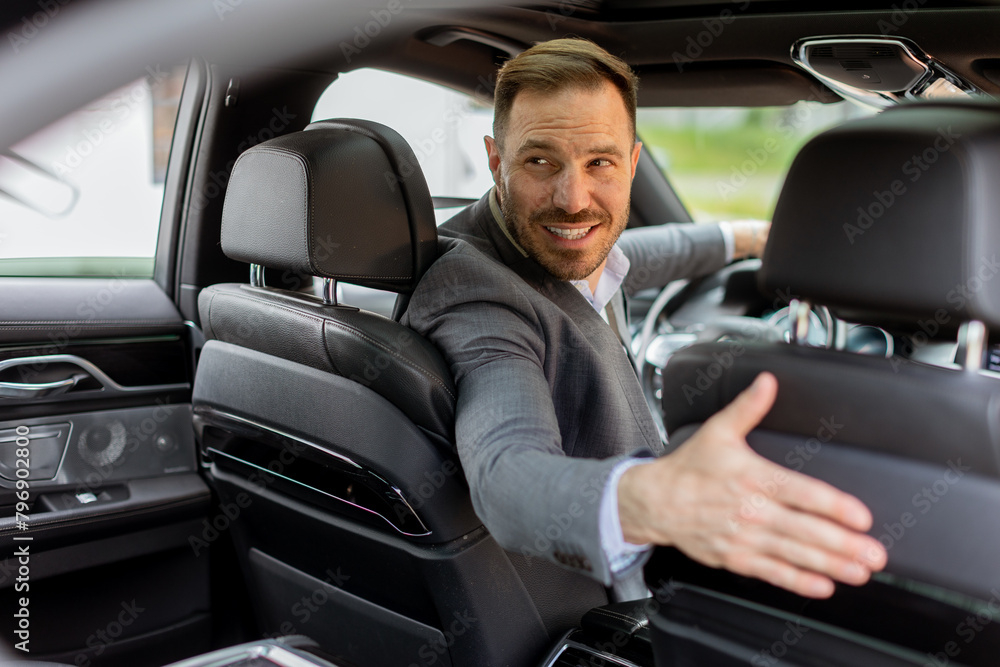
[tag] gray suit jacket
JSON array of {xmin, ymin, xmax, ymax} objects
[{"xmin": 403, "ymin": 193, "xmax": 727, "ymax": 585}]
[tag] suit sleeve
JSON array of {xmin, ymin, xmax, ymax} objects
[
  {"xmin": 618, "ymin": 223, "xmax": 728, "ymax": 296},
  {"xmin": 404, "ymin": 248, "xmax": 629, "ymax": 585}
]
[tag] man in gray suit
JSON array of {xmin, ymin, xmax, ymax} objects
[{"xmin": 404, "ymin": 38, "xmax": 886, "ymax": 599}]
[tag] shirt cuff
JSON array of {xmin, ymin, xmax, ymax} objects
[
  {"xmin": 599, "ymin": 457, "xmax": 653, "ymax": 576},
  {"xmin": 717, "ymin": 221, "xmax": 735, "ymax": 263}
]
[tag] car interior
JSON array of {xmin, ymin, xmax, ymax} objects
[{"xmin": 1, "ymin": 1, "xmax": 1000, "ymax": 666}]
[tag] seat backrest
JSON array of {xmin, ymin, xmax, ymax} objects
[
  {"xmin": 651, "ymin": 101, "xmax": 1000, "ymax": 665},
  {"xmin": 199, "ymin": 119, "xmax": 455, "ymax": 445},
  {"xmin": 192, "ymin": 118, "xmax": 605, "ymax": 667}
]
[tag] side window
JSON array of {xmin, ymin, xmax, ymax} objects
[
  {"xmin": 637, "ymin": 102, "xmax": 875, "ymax": 222},
  {"xmin": 0, "ymin": 67, "xmax": 186, "ymax": 277},
  {"xmin": 312, "ymin": 68, "xmax": 495, "ymax": 223}
]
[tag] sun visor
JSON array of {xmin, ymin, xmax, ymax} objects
[
  {"xmin": 759, "ymin": 101, "xmax": 1000, "ymax": 331},
  {"xmin": 636, "ymin": 63, "xmax": 840, "ymax": 107}
]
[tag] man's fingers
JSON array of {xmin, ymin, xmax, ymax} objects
[
  {"xmin": 769, "ymin": 507, "xmax": 887, "ymax": 571},
  {"xmin": 705, "ymin": 372, "xmax": 778, "ymax": 438},
  {"xmin": 725, "ymin": 551, "xmax": 836, "ymax": 599},
  {"xmin": 732, "ymin": 508, "xmax": 882, "ymax": 585},
  {"xmin": 772, "ymin": 468, "xmax": 877, "ymax": 534},
  {"xmin": 736, "ymin": 461, "xmax": 888, "ymax": 571}
]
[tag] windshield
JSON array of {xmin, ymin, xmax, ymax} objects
[{"xmin": 637, "ymin": 101, "xmax": 875, "ymax": 221}]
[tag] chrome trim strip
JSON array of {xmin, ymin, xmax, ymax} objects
[
  {"xmin": 207, "ymin": 448, "xmax": 430, "ymax": 538},
  {"xmin": 0, "ymin": 373, "xmax": 85, "ymax": 398},
  {"xmin": 200, "ymin": 408, "xmax": 360, "ymax": 468},
  {"xmin": 162, "ymin": 638, "xmax": 333, "ymax": 667},
  {"xmin": 961, "ymin": 320, "xmax": 987, "ymax": 371},
  {"xmin": 197, "ymin": 406, "xmax": 432, "ymax": 537},
  {"xmin": 540, "ymin": 638, "xmax": 644, "ymax": 667}
]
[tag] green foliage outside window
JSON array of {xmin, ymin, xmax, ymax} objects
[{"xmin": 637, "ymin": 102, "xmax": 873, "ymax": 222}]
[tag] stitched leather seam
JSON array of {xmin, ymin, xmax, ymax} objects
[
  {"xmin": 203, "ymin": 291, "xmax": 216, "ymax": 340},
  {"xmin": 323, "ymin": 318, "xmax": 456, "ymax": 401},
  {"xmin": 220, "ymin": 150, "xmax": 247, "ymax": 244},
  {"xmin": 300, "ymin": 150, "xmax": 313, "ymax": 274},
  {"xmin": 211, "ymin": 292, "xmax": 328, "ymax": 331},
  {"xmin": 211, "ymin": 290, "xmax": 455, "ymax": 400},
  {"xmin": 328, "ymin": 273, "xmax": 409, "ymax": 280}
]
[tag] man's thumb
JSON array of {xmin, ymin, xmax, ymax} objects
[{"xmin": 708, "ymin": 372, "xmax": 778, "ymax": 436}]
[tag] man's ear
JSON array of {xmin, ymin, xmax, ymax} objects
[
  {"xmin": 485, "ymin": 135, "xmax": 502, "ymax": 187},
  {"xmin": 630, "ymin": 141, "xmax": 642, "ymax": 181}
]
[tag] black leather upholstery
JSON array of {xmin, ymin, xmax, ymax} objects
[
  {"xmin": 220, "ymin": 119, "xmax": 438, "ymax": 294},
  {"xmin": 202, "ymin": 118, "xmax": 456, "ymax": 445},
  {"xmin": 663, "ymin": 341, "xmax": 1000, "ymax": 476},
  {"xmin": 651, "ymin": 101, "xmax": 1000, "ymax": 662},
  {"xmin": 199, "ymin": 283, "xmax": 455, "ymax": 443},
  {"xmin": 761, "ymin": 101, "xmax": 1000, "ymax": 330},
  {"xmin": 194, "ymin": 119, "xmax": 591, "ymax": 665}
]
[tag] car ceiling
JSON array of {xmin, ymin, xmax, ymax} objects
[
  {"xmin": 338, "ymin": 3, "xmax": 1000, "ymax": 106},
  {"xmin": 1, "ymin": 0, "xmax": 999, "ymax": 151}
]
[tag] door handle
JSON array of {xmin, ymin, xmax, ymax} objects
[
  {"xmin": 0, "ymin": 372, "xmax": 88, "ymax": 399},
  {"xmin": 0, "ymin": 354, "xmax": 188, "ymax": 403}
]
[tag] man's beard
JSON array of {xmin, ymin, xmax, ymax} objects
[{"xmin": 497, "ymin": 179, "xmax": 629, "ymax": 282}]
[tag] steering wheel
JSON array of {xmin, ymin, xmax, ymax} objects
[{"xmin": 633, "ymin": 261, "xmax": 839, "ymax": 439}]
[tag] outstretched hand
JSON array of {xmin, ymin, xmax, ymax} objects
[{"xmin": 618, "ymin": 372, "xmax": 887, "ymax": 598}]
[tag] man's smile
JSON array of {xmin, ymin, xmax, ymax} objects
[{"xmin": 544, "ymin": 225, "xmax": 596, "ymax": 241}]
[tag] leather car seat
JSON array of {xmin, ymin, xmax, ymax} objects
[
  {"xmin": 191, "ymin": 119, "xmax": 606, "ymax": 667},
  {"xmin": 649, "ymin": 100, "xmax": 1000, "ymax": 665}
]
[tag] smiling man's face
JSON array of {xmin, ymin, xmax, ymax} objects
[{"xmin": 486, "ymin": 80, "xmax": 642, "ymax": 285}]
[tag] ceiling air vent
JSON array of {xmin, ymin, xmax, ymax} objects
[{"xmin": 815, "ymin": 44, "xmax": 897, "ymax": 60}]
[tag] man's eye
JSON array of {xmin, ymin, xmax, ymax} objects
[
  {"xmin": 591, "ymin": 158, "xmax": 613, "ymax": 167},
  {"xmin": 527, "ymin": 157, "xmax": 550, "ymax": 166}
]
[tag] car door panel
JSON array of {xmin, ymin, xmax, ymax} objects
[{"xmin": 0, "ymin": 275, "xmax": 211, "ymax": 664}]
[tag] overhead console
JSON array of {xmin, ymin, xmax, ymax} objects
[{"xmin": 792, "ymin": 36, "xmax": 984, "ymax": 108}]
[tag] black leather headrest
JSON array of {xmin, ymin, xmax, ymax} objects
[
  {"xmin": 220, "ymin": 119, "xmax": 438, "ymax": 294},
  {"xmin": 760, "ymin": 101, "xmax": 1000, "ymax": 330}
]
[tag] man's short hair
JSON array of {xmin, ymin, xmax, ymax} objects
[{"xmin": 493, "ymin": 38, "xmax": 639, "ymax": 150}]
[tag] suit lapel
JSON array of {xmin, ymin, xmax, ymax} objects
[{"xmin": 606, "ymin": 290, "xmax": 638, "ymax": 372}]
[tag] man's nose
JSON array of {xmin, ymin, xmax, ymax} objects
[{"xmin": 551, "ymin": 167, "xmax": 590, "ymax": 215}]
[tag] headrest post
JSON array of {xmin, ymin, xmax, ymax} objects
[
  {"xmin": 959, "ymin": 320, "xmax": 988, "ymax": 371},
  {"xmin": 833, "ymin": 316, "xmax": 848, "ymax": 350},
  {"xmin": 790, "ymin": 299, "xmax": 812, "ymax": 345},
  {"xmin": 250, "ymin": 263, "xmax": 265, "ymax": 287},
  {"xmin": 322, "ymin": 278, "xmax": 339, "ymax": 306}
]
